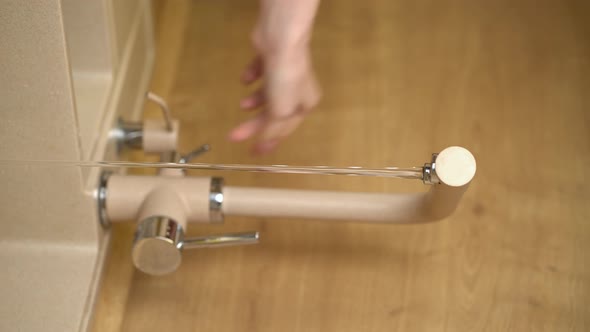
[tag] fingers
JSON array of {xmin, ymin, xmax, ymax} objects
[
  {"xmin": 228, "ymin": 113, "xmax": 265, "ymax": 142},
  {"xmin": 240, "ymin": 88, "xmax": 266, "ymax": 110},
  {"xmin": 253, "ymin": 112, "xmax": 305, "ymax": 155},
  {"xmin": 241, "ymin": 56, "xmax": 264, "ymax": 84},
  {"xmin": 260, "ymin": 113, "xmax": 304, "ymax": 142},
  {"xmin": 234, "ymin": 54, "xmax": 322, "ymax": 155},
  {"xmin": 229, "ymin": 111, "xmax": 306, "ymax": 155}
]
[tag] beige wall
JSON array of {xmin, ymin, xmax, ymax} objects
[{"xmin": 0, "ymin": 1, "xmax": 154, "ymax": 331}]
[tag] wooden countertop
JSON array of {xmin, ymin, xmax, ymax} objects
[{"xmin": 91, "ymin": 0, "xmax": 590, "ymax": 331}]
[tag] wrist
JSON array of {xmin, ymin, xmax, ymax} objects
[
  {"xmin": 252, "ymin": 27, "xmax": 312, "ymax": 59},
  {"xmin": 253, "ymin": 0, "xmax": 319, "ymax": 56},
  {"xmin": 263, "ymin": 47, "xmax": 312, "ymax": 76}
]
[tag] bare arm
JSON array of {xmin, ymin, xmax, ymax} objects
[{"xmin": 229, "ymin": 0, "xmax": 321, "ymax": 155}]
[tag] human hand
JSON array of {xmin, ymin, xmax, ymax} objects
[{"xmin": 229, "ymin": 0, "xmax": 321, "ymax": 155}]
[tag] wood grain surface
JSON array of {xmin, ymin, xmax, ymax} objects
[{"xmin": 91, "ymin": 1, "xmax": 590, "ymax": 331}]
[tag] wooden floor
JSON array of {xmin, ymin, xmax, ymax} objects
[{"xmin": 92, "ymin": 1, "xmax": 590, "ymax": 331}]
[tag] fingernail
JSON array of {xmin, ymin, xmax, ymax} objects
[{"xmin": 228, "ymin": 128, "xmax": 246, "ymax": 142}]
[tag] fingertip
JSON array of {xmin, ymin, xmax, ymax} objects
[
  {"xmin": 241, "ymin": 56, "xmax": 263, "ymax": 84},
  {"xmin": 240, "ymin": 90, "xmax": 265, "ymax": 110},
  {"xmin": 228, "ymin": 114, "xmax": 265, "ymax": 142},
  {"xmin": 228, "ymin": 125, "xmax": 250, "ymax": 142},
  {"xmin": 227, "ymin": 129, "xmax": 245, "ymax": 142}
]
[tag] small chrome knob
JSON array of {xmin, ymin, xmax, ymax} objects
[{"xmin": 113, "ymin": 118, "xmax": 144, "ymax": 152}]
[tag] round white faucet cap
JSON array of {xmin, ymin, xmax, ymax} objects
[{"xmin": 435, "ymin": 146, "xmax": 477, "ymax": 187}]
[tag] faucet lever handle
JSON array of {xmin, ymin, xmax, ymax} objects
[
  {"xmin": 132, "ymin": 217, "xmax": 258, "ymax": 276},
  {"xmin": 182, "ymin": 231, "xmax": 259, "ymax": 250},
  {"xmin": 179, "ymin": 144, "xmax": 211, "ymax": 164},
  {"xmin": 159, "ymin": 144, "xmax": 210, "ymax": 174}
]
